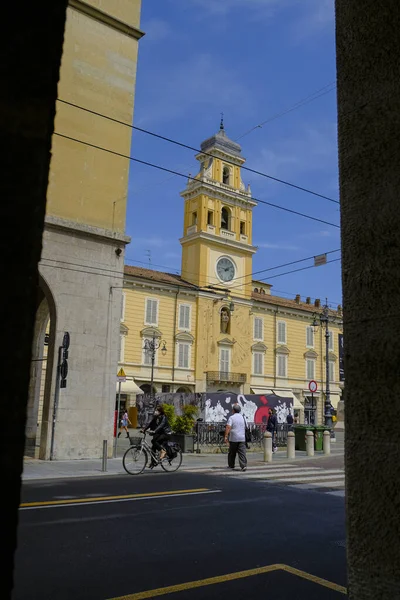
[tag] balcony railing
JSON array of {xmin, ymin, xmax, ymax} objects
[{"xmin": 206, "ymin": 371, "xmax": 247, "ymax": 383}]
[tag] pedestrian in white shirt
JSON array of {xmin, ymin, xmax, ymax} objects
[{"xmin": 224, "ymin": 404, "xmax": 247, "ymax": 471}]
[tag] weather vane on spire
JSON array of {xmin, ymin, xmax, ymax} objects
[{"xmin": 220, "ymin": 112, "xmax": 224, "ymax": 131}]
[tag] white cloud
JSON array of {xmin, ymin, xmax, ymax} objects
[
  {"xmin": 255, "ymin": 241, "xmax": 300, "ymax": 251},
  {"xmin": 137, "ymin": 53, "xmax": 253, "ymax": 125},
  {"xmin": 183, "ymin": 0, "xmax": 294, "ymax": 18},
  {"xmin": 292, "ymin": 0, "xmax": 335, "ymax": 40},
  {"xmin": 130, "ymin": 236, "xmax": 173, "ymax": 248}
]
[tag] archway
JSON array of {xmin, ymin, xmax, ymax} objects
[
  {"xmin": 176, "ymin": 386, "xmax": 191, "ymax": 394},
  {"xmin": 26, "ymin": 273, "xmax": 57, "ymax": 458},
  {"xmin": 139, "ymin": 383, "xmax": 156, "ymax": 395}
]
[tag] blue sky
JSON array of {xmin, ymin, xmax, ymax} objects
[{"xmin": 126, "ymin": 0, "xmax": 341, "ymax": 307}]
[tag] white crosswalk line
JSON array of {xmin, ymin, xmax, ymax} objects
[{"xmin": 271, "ymin": 474, "xmax": 344, "ymax": 484}]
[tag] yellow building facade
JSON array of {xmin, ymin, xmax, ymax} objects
[
  {"xmin": 27, "ymin": 0, "xmax": 144, "ymax": 459},
  {"xmin": 120, "ymin": 124, "xmax": 343, "ymax": 425}
]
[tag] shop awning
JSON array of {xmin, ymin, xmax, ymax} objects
[
  {"xmin": 272, "ymin": 389, "xmax": 303, "ymax": 410},
  {"xmin": 116, "ymin": 379, "xmax": 143, "ymax": 395}
]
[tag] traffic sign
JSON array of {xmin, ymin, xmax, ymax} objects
[
  {"xmin": 308, "ymin": 380, "xmax": 318, "ymax": 393},
  {"xmin": 117, "ymin": 367, "xmax": 126, "ymax": 382},
  {"xmin": 62, "ymin": 332, "xmax": 70, "ymax": 350}
]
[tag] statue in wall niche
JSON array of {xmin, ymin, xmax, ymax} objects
[{"xmin": 220, "ymin": 308, "xmax": 230, "ymax": 334}]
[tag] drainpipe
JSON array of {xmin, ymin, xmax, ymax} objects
[
  {"xmin": 274, "ymin": 308, "xmax": 278, "ymax": 387},
  {"xmin": 171, "ymin": 287, "xmax": 180, "ymax": 390}
]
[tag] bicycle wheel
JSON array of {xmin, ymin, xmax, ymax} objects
[
  {"xmin": 161, "ymin": 449, "xmax": 182, "ymax": 472},
  {"xmin": 123, "ymin": 446, "xmax": 148, "ymax": 475},
  {"xmin": 219, "ymin": 442, "xmax": 229, "ymax": 454}
]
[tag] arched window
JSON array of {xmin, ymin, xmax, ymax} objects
[
  {"xmin": 221, "ymin": 207, "xmax": 230, "ymax": 230},
  {"xmin": 222, "ymin": 166, "xmax": 230, "ymax": 185},
  {"xmin": 254, "ymin": 288, "xmax": 259, "ymax": 293}
]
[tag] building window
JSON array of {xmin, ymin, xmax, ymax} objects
[
  {"xmin": 178, "ymin": 304, "xmax": 191, "ymax": 331},
  {"xmin": 328, "ymin": 331, "xmax": 334, "ymax": 351},
  {"xmin": 221, "ymin": 206, "xmax": 230, "ymax": 230},
  {"xmin": 277, "ymin": 354, "xmax": 287, "ymax": 378},
  {"xmin": 329, "ymin": 360, "xmax": 335, "ymax": 382},
  {"xmin": 119, "ymin": 334, "xmax": 125, "ymax": 362},
  {"xmin": 192, "ymin": 212, "xmax": 197, "ymax": 225},
  {"xmin": 222, "ymin": 166, "xmax": 230, "ymax": 185},
  {"xmin": 277, "ymin": 320, "xmax": 287, "ymax": 344},
  {"xmin": 254, "ymin": 317, "xmax": 263, "ymax": 341},
  {"xmin": 253, "ymin": 352, "xmax": 264, "ymax": 375},
  {"xmin": 240, "ymin": 221, "xmax": 246, "ymax": 235},
  {"xmin": 142, "ymin": 337, "xmax": 153, "ymax": 366},
  {"xmin": 306, "ymin": 326, "xmax": 314, "ymax": 348},
  {"xmin": 121, "ymin": 293, "xmax": 126, "ymax": 322},
  {"xmin": 219, "ymin": 347, "xmax": 230, "ymax": 374},
  {"xmin": 178, "ymin": 342, "xmax": 190, "ymax": 369},
  {"xmin": 162, "ymin": 384, "xmax": 171, "ymax": 393},
  {"xmin": 306, "ymin": 358, "xmax": 315, "ymax": 380},
  {"xmin": 207, "ymin": 211, "xmax": 213, "ymax": 225},
  {"xmin": 145, "ymin": 298, "xmax": 158, "ymax": 325}
]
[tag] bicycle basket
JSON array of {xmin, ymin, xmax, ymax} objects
[{"xmin": 128, "ymin": 436, "xmax": 142, "ymax": 446}]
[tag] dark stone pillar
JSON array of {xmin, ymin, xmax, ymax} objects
[
  {"xmin": 0, "ymin": 2, "xmax": 68, "ymax": 597},
  {"xmin": 335, "ymin": 1, "xmax": 400, "ymax": 597}
]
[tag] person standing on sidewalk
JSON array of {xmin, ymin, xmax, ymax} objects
[
  {"xmin": 267, "ymin": 408, "xmax": 278, "ymax": 452},
  {"xmin": 224, "ymin": 404, "xmax": 247, "ymax": 471}
]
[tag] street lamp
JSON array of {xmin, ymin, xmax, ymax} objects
[
  {"xmin": 312, "ymin": 298, "xmax": 337, "ymax": 439},
  {"xmin": 143, "ymin": 333, "xmax": 167, "ymax": 399}
]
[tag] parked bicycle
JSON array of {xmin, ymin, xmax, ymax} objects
[{"xmin": 122, "ymin": 432, "xmax": 182, "ymax": 475}]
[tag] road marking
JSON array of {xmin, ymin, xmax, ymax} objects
[
  {"xmin": 108, "ymin": 563, "xmax": 346, "ymax": 599},
  {"xmin": 20, "ymin": 488, "xmax": 219, "ymax": 510}
]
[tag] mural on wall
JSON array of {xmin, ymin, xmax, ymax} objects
[
  {"xmin": 204, "ymin": 393, "xmax": 293, "ymax": 424},
  {"xmin": 136, "ymin": 392, "xmax": 204, "ymax": 428}
]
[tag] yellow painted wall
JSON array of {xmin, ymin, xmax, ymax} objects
[{"xmin": 47, "ymin": 0, "xmax": 142, "ymax": 233}]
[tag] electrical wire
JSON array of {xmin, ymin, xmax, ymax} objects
[
  {"xmin": 53, "ymin": 131, "xmax": 340, "ymax": 229},
  {"xmin": 57, "ymin": 98, "xmax": 339, "ymax": 205},
  {"xmin": 240, "ymin": 257, "xmax": 342, "ymax": 288}
]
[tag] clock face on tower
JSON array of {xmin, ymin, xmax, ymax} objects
[{"xmin": 216, "ymin": 257, "xmax": 236, "ymax": 282}]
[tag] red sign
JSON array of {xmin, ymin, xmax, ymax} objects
[{"xmin": 308, "ymin": 380, "xmax": 318, "ymax": 393}]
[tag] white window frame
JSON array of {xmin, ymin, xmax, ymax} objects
[
  {"xmin": 328, "ymin": 330, "xmax": 334, "ymax": 351},
  {"xmin": 121, "ymin": 292, "xmax": 126, "ymax": 322},
  {"xmin": 306, "ymin": 326, "xmax": 314, "ymax": 348},
  {"xmin": 178, "ymin": 303, "xmax": 191, "ymax": 331},
  {"xmin": 277, "ymin": 354, "xmax": 288, "ymax": 378},
  {"xmin": 119, "ymin": 334, "xmax": 125, "ymax": 363},
  {"xmin": 253, "ymin": 317, "xmax": 263, "ymax": 341},
  {"xmin": 329, "ymin": 360, "xmax": 335, "ymax": 382},
  {"xmin": 142, "ymin": 336, "xmax": 156, "ymax": 367},
  {"xmin": 219, "ymin": 347, "xmax": 231, "ymax": 374},
  {"xmin": 306, "ymin": 358, "xmax": 316, "ymax": 381},
  {"xmin": 177, "ymin": 342, "xmax": 191, "ymax": 369},
  {"xmin": 253, "ymin": 351, "xmax": 264, "ymax": 375},
  {"xmin": 277, "ymin": 320, "xmax": 287, "ymax": 344},
  {"xmin": 145, "ymin": 297, "xmax": 159, "ymax": 326}
]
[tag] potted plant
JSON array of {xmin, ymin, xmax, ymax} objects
[{"xmin": 164, "ymin": 404, "xmax": 197, "ymax": 453}]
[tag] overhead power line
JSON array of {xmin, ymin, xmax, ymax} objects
[
  {"xmin": 53, "ymin": 132, "xmax": 340, "ymax": 229},
  {"xmin": 57, "ymin": 98, "xmax": 339, "ymax": 205},
  {"xmin": 236, "ymin": 81, "xmax": 337, "ymax": 141}
]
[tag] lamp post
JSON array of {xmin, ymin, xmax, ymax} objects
[
  {"xmin": 143, "ymin": 333, "xmax": 167, "ymax": 400},
  {"xmin": 312, "ymin": 299, "xmax": 337, "ymax": 440}
]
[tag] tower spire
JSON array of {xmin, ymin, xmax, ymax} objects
[{"xmin": 220, "ymin": 112, "xmax": 224, "ymax": 131}]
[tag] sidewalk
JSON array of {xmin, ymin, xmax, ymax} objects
[{"xmin": 22, "ymin": 432, "xmax": 344, "ymax": 481}]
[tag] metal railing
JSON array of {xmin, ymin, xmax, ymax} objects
[
  {"xmin": 194, "ymin": 422, "xmax": 290, "ymax": 448},
  {"xmin": 205, "ymin": 371, "xmax": 247, "ymax": 383}
]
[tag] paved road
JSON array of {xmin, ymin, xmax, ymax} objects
[{"xmin": 14, "ymin": 460, "xmax": 346, "ymax": 599}]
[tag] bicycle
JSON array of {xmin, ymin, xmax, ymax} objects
[{"xmin": 122, "ymin": 432, "xmax": 182, "ymax": 475}]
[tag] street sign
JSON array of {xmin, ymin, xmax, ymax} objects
[
  {"xmin": 117, "ymin": 367, "xmax": 126, "ymax": 382},
  {"xmin": 308, "ymin": 380, "xmax": 318, "ymax": 393},
  {"xmin": 314, "ymin": 253, "xmax": 327, "ymax": 267},
  {"xmin": 62, "ymin": 331, "xmax": 70, "ymax": 350}
]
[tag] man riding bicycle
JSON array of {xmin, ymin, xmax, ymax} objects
[{"xmin": 141, "ymin": 405, "xmax": 172, "ymax": 467}]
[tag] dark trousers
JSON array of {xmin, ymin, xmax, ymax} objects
[
  {"xmin": 228, "ymin": 442, "xmax": 247, "ymax": 469},
  {"xmin": 152, "ymin": 433, "xmax": 168, "ymax": 453}
]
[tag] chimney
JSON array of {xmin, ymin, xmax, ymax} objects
[
  {"xmin": 314, "ymin": 298, "xmax": 321, "ymax": 308},
  {"xmin": 295, "ymin": 294, "xmax": 301, "ymax": 304},
  {"xmin": 306, "ymin": 297, "xmax": 311, "ymax": 304}
]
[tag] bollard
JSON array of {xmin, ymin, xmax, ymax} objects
[
  {"xmin": 323, "ymin": 430, "xmax": 331, "ymax": 455},
  {"xmin": 263, "ymin": 432, "xmax": 272, "ymax": 463},
  {"xmin": 306, "ymin": 430, "xmax": 314, "ymax": 457},
  {"xmin": 287, "ymin": 431, "xmax": 295, "ymax": 459},
  {"xmin": 102, "ymin": 440, "xmax": 108, "ymax": 472}
]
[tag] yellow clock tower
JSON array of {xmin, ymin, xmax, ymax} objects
[{"xmin": 180, "ymin": 120, "xmax": 257, "ymax": 299}]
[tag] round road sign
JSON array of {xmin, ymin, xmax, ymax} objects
[{"xmin": 308, "ymin": 380, "xmax": 318, "ymax": 393}]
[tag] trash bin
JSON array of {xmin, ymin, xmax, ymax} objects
[
  {"xmin": 313, "ymin": 426, "xmax": 330, "ymax": 451},
  {"xmin": 294, "ymin": 425, "xmax": 309, "ymax": 451}
]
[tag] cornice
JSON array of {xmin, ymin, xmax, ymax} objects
[
  {"xmin": 180, "ymin": 181, "xmax": 256, "ymax": 208},
  {"xmin": 180, "ymin": 231, "xmax": 257, "ymax": 255},
  {"xmin": 68, "ymin": 0, "xmax": 145, "ymax": 40},
  {"xmin": 44, "ymin": 215, "xmax": 131, "ymax": 244}
]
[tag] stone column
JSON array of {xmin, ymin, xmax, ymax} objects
[{"xmin": 335, "ymin": 1, "xmax": 400, "ymax": 597}]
